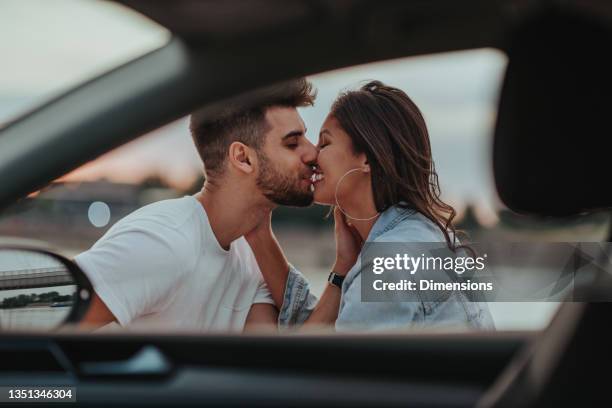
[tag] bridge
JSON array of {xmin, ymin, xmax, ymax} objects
[{"xmin": 0, "ymin": 268, "xmax": 74, "ymax": 290}]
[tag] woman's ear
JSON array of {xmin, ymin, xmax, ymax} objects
[
  {"xmin": 361, "ymin": 156, "xmax": 371, "ymax": 173},
  {"xmin": 228, "ymin": 142, "xmax": 254, "ymax": 174}
]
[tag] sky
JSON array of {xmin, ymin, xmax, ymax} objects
[{"xmin": 0, "ymin": 0, "xmax": 508, "ymax": 220}]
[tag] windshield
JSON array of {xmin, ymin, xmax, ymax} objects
[
  {"xmin": 3, "ymin": 47, "xmax": 607, "ymax": 334},
  {"xmin": 0, "ymin": 0, "xmax": 169, "ymax": 126}
]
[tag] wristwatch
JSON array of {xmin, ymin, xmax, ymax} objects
[{"xmin": 328, "ymin": 271, "xmax": 345, "ymax": 289}]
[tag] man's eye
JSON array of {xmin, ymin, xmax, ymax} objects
[{"xmin": 286, "ymin": 143, "xmax": 298, "ymax": 149}]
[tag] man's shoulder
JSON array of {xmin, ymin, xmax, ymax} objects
[
  {"xmin": 118, "ymin": 196, "xmax": 201, "ymax": 232},
  {"xmin": 94, "ymin": 196, "xmax": 203, "ymax": 256},
  {"xmin": 82, "ymin": 197, "xmax": 202, "ymax": 268}
]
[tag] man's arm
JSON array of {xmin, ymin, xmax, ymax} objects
[
  {"xmin": 244, "ymin": 219, "xmax": 338, "ymax": 324},
  {"xmin": 245, "ymin": 210, "xmax": 357, "ymax": 327},
  {"xmin": 79, "ymin": 292, "xmax": 117, "ymax": 329},
  {"xmin": 244, "ymin": 227, "xmax": 290, "ymax": 310},
  {"xmin": 243, "ymin": 303, "xmax": 279, "ymax": 332},
  {"xmin": 74, "ymin": 223, "xmax": 190, "ymax": 329},
  {"xmin": 245, "ymin": 240, "xmax": 342, "ymax": 327}
]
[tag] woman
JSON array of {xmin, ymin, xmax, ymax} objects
[{"xmin": 246, "ymin": 80, "xmax": 494, "ymax": 331}]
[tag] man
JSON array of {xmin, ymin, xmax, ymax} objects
[{"xmin": 77, "ymin": 79, "xmax": 318, "ymax": 331}]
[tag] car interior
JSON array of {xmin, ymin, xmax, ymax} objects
[{"xmin": 0, "ymin": 0, "xmax": 611, "ymax": 406}]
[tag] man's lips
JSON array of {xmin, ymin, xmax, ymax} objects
[{"xmin": 300, "ymin": 172, "xmax": 314, "ymax": 186}]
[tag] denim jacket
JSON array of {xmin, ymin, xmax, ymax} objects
[{"xmin": 278, "ymin": 205, "xmax": 496, "ymax": 331}]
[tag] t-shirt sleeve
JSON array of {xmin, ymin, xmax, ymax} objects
[
  {"xmin": 253, "ymin": 276, "xmax": 275, "ymax": 305},
  {"xmin": 74, "ymin": 221, "xmax": 189, "ymax": 326}
]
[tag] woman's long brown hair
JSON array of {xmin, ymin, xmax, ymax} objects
[{"xmin": 330, "ymin": 80, "xmax": 461, "ymax": 251}]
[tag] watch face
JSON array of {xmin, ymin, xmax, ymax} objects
[{"xmin": 329, "ymin": 272, "xmax": 344, "ymax": 287}]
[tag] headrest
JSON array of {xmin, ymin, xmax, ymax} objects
[{"xmin": 494, "ymin": 8, "xmax": 612, "ymax": 216}]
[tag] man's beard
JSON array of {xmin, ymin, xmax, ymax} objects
[{"xmin": 256, "ymin": 152, "xmax": 314, "ymax": 207}]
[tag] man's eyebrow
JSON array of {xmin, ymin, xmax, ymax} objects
[{"xmin": 282, "ymin": 129, "xmax": 305, "ymax": 140}]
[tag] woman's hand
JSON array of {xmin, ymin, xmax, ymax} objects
[{"xmin": 332, "ymin": 207, "xmax": 364, "ymax": 275}]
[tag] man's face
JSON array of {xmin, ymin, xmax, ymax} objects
[{"xmin": 255, "ymin": 106, "xmax": 317, "ymax": 206}]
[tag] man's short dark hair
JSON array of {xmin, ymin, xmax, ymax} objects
[{"xmin": 190, "ymin": 78, "xmax": 316, "ymax": 177}]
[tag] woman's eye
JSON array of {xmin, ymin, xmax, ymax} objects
[{"xmin": 319, "ymin": 143, "xmax": 329, "ymax": 149}]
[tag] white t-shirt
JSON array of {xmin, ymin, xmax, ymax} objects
[{"xmin": 75, "ymin": 196, "xmax": 274, "ymax": 332}]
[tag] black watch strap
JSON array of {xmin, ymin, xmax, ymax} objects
[{"xmin": 328, "ymin": 271, "xmax": 345, "ymax": 288}]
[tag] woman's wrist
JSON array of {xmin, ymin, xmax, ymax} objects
[{"xmin": 332, "ymin": 259, "xmax": 354, "ymax": 276}]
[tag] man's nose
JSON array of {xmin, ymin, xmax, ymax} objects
[{"xmin": 302, "ymin": 138, "xmax": 318, "ymax": 165}]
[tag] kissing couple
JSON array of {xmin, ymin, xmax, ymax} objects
[{"xmin": 76, "ymin": 78, "xmax": 494, "ymax": 332}]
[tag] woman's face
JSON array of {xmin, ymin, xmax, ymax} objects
[{"xmin": 313, "ymin": 114, "xmax": 369, "ymax": 205}]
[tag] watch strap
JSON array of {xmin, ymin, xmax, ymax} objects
[{"xmin": 328, "ymin": 271, "xmax": 345, "ymax": 288}]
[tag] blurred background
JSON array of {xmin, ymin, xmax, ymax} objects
[{"xmin": 1, "ymin": 0, "xmax": 610, "ymax": 331}]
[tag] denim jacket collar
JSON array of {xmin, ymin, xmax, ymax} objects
[{"xmin": 366, "ymin": 204, "xmax": 416, "ymax": 242}]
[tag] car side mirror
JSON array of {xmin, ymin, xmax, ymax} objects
[{"xmin": 0, "ymin": 246, "xmax": 92, "ymax": 331}]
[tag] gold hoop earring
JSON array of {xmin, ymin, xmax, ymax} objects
[{"xmin": 334, "ymin": 168, "xmax": 380, "ymax": 221}]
